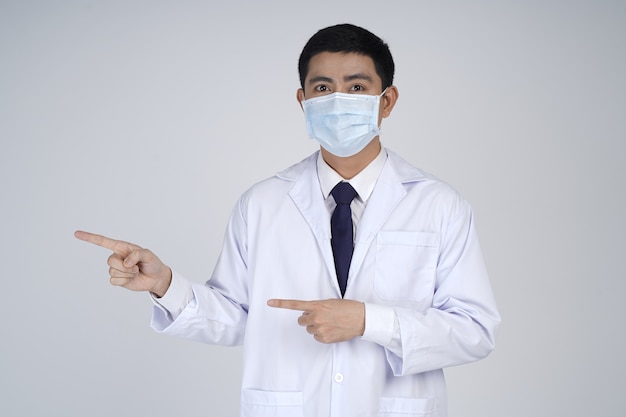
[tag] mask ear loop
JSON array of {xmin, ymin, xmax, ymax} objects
[{"xmin": 376, "ymin": 88, "xmax": 388, "ymax": 131}]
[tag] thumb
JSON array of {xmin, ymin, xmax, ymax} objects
[{"xmin": 123, "ymin": 249, "xmax": 148, "ymax": 269}]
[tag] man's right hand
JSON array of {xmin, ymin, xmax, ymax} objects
[{"xmin": 74, "ymin": 230, "xmax": 172, "ymax": 297}]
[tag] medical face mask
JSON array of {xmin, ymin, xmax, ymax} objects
[{"xmin": 302, "ymin": 90, "xmax": 385, "ymax": 157}]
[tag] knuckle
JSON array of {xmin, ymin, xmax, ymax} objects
[
  {"xmin": 110, "ymin": 276, "xmax": 130, "ymax": 287},
  {"xmin": 107, "ymin": 253, "xmax": 123, "ymax": 267},
  {"xmin": 311, "ymin": 316, "xmax": 324, "ymax": 326}
]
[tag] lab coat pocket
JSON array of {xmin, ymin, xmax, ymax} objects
[
  {"xmin": 375, "ymin": 231, "xmax": 440, "ymax": 303},
  {"xmin": 241, "ymin": 389, "xmax": 304, "ymax": 417},
  {"xmin": 379, "ymin": 396, "xmax": 437, "ymax": 416}
]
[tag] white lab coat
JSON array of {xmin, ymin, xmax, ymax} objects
[{"xmin": 152, "ymin": 150, "xmax": 500, "ymax": 417}]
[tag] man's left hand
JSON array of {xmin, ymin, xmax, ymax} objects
[{"xmin": 267, "ymin": 298, "xmax": 365, "ymax": 344}]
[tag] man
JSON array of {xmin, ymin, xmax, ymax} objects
[{"xmin": 76, "ymin": 23, "xmax": 500, "ymax": 416}]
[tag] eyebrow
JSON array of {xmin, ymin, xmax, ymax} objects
[
  {"xmin": 307, "ymin": 73, "xmax": 374, "ymax": 86},
  {"xmin": 307, "ymin": 76, "xmax": 333, "ymax": 86},
  {"xmin": 344, "ymin": 73, "xmax": 373, "ymax": 82}
]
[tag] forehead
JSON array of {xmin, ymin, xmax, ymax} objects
[{"xmin": 305, "ymin": 51, "xmax": 381, "ymax": 84}]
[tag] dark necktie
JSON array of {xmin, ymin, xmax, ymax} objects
[{"xmin": 330, "ymin": 182, "xmax": 358, "ymax": 297}]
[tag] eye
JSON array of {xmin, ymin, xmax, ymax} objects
[
  {"xmin": 315, "ymin": 85, "xmax": 330, "ymax": 92},
  {"xmin": 350, "ymin": 84, "xmax": 365, "ymax": 92}
]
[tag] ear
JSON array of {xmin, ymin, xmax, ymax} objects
[
  {"xmin": 296, "ymin": 88, "xmax": 305, "ymax": 111},
  {"xmin": 380, "ymin": 86, "xmax": 399, "ymax": 119}
]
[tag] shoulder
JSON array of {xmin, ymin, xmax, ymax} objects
[
  {"xmin": 386, "ymin": 149, "xmax": 460, "ymax": 196},
  {"xmin": 385, "ymin": 149, "xmax": 470, "ymax": 215},
  {"xmin": 237, "ymin": 151, "xmax": 318, "ymax": 205}
]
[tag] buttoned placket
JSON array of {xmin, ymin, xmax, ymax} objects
[{"xmin": 329, "ymin": 343, "xmax": 349, "ymax": 415}]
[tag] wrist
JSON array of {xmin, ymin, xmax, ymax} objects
[{"xmin": 152, "ymin": 267, "xmax": 172, "ymax": 298}]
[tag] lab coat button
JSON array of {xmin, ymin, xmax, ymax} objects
[{"xmin": 334, "ymin": 373, "xmax": 344, "ymax": 383}]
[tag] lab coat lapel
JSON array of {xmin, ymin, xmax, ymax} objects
[
  {"xmin": 280, "ymin": 150, "xmax": 427, "ymax": 298},
  {"xmin": 348, "ymin": 151, "xmax": 426, "ymax": 286},
  {"xmin": 285, "ymin": 156, "xmax": 337, "ymax": 289}
]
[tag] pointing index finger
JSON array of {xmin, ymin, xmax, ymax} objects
[
  {"xmin": 267, "ymin": 299, "xmax": 313, "ymax": 311},
  {"xmin": 74, "ymin": 230, "xmax": 140, "ymax": 255}
]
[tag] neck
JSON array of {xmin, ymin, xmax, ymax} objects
[{"xmin": 321, "ymin": 138, "xmax": 381, "ymax": 179}]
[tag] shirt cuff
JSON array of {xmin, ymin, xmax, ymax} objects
[
  {"xmin": 361, "ymin": 303, "xmax": 396, "ymax": 347},
  {"xmin": 149, "ymin": 270, "xmax": 193, "ymax": 320}
]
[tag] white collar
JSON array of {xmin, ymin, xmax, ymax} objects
[{"xmin": 316, "ymin": 147, "xmax": 387, "ymax": 202}]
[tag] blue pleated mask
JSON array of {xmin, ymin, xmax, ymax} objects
[{"xmin": 302, "ymin": 90, "xmax": 385, "ymax": 157}]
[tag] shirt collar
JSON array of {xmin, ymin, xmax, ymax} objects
[{"xmin": 316, "ymin": 147, "xmax": 387, "ymax": 202}]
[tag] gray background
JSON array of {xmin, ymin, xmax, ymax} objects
[{"xmin": 1, "ymin": 1, "xmax": 624, "ymax": 416}]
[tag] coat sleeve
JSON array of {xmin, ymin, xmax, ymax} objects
[
  {"xmin": 150, "ymin": 196, "xmax": 250, "ymax": 346},
  {"xmin": 384, "ymin": 200, "xmax": 501, "ymax": 376}
]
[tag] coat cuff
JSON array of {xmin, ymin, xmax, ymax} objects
[{"xmin": 149, "ymin": 270, "xmax": 193, "ymax": 322}]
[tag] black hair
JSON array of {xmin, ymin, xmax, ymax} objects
[{"xmin": 298, "ymin": 23, "xmax": 395, "ymax": 90}]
